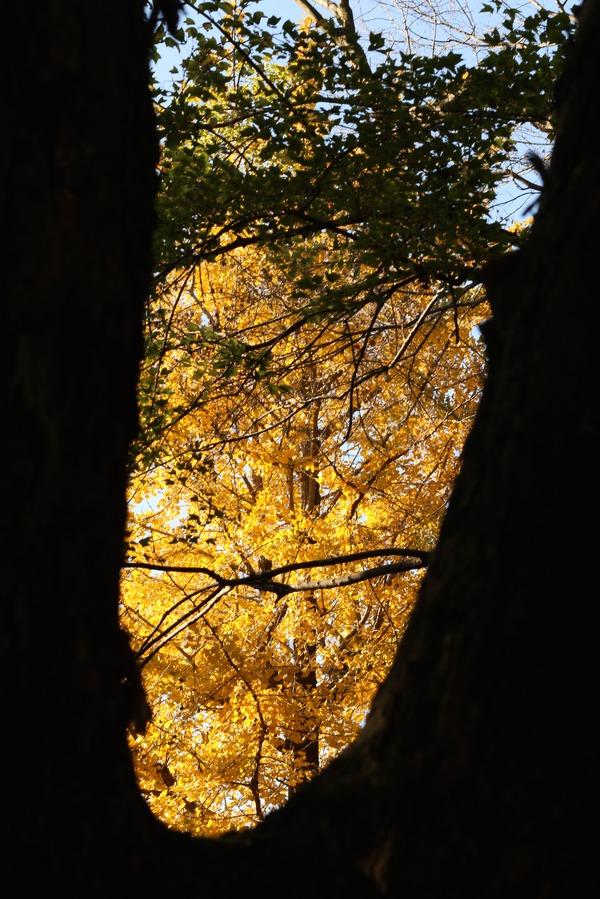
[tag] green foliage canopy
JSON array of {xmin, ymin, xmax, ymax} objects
[
  {"xmin": 135, "ymin": 0, "xmax": 572, "ymax": 466},
  {"xmin": 152, "ymin": 0, "xmax": 570, "ymax": 278}
]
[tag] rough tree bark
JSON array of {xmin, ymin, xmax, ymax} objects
[
  {"xmin": 1, "ymin": 0, "xmax": 163, "ymax": 889},
  {"xmin": 1, "ymin": 0, "xmax": 598, "ymax": 896}
]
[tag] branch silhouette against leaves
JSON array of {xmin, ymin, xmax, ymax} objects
[{"xmin": 125, "ymin": 547, "xmax": 430, "ymax": 664}]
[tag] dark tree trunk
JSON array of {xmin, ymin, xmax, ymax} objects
[
  {"xmin": 1, "ymin": 1, "xmax": 163, "ymax": 890},
  {"xmin": 1, "ymin": 0, "xmax": 598, "ymax": 896}
]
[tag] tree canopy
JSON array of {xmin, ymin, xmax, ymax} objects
[{"xmin": 121, "ymin": 0, "xmax": 576, "ymax": 833}]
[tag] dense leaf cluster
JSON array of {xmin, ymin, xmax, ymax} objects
[{"xmin": 123, "ymin": 0, "xmax": 574, "ymax": 833}]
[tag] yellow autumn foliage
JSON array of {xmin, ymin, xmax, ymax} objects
[{"xmin": 122, "ymin": 241, "xmax": 488, "ymax": 835}]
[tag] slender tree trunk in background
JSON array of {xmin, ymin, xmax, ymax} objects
[
  {"xmin": 287, "ymin": 367, "xmax": 322, "ymax": 796},
  {"xmin": 286, "ymin": 591, "xmax": 320, "ymax": 799},
  {"xmin": 1, "ymin": 0, "xmax": 599, "ymax": 896}
]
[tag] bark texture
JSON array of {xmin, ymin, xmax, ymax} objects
[
  {"xmin": 1, "ymin": 1, "xmax": 163, "ymax": 889},
  {"xmin": 1, "ymin": 0, "xmax": 598, "ymax": 895}
]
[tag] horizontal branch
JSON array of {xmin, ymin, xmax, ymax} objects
[
  {"xmin": 125, "ymin": 546, "xmax": 431, "ymax": 586},
  {"xmin": 259, "ymin": 558, "xmax": 427, "ymax": 598},
  {"xmin": 128, "ymin": 547, "xmax": 431, "ymax": 662}
]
